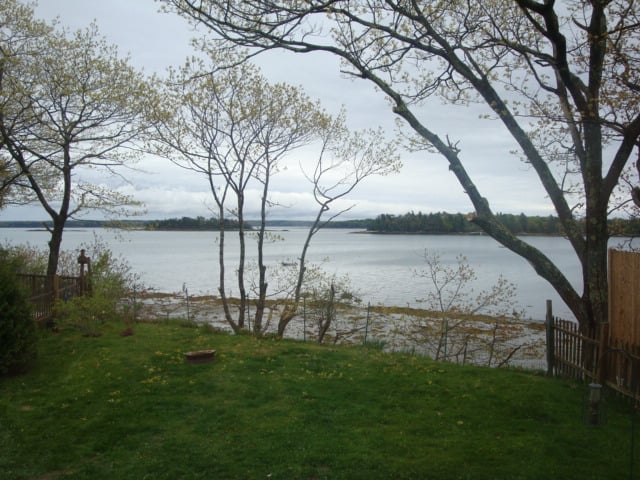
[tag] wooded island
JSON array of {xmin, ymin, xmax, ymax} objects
[{"xmin": 2, "ymin": 212, "xmax": 639, "ymax": 235}]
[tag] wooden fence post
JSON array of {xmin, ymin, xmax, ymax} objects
[
  {"xmin": 52, "ymin": 274, "xmax": 60, "ymax": 300},
  {"xmin": 596, "ymin": 322, "xmax": 609, "ymax": 385},
  {"xmin": 546, "ymin": 300, "xmax": 554, "ymax": 376},
  {"xmin": 77, "ymin": 249, "xmax": 92, "ymax": 296}
]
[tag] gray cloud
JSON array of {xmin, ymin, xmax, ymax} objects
[{"xmin": 0, "ymin": 1, "xmax": 556, "ymax": 222}]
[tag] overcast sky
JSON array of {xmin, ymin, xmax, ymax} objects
[{"xmin": 3, "ymin": 0, "xmax": 556, "ymax": 222}]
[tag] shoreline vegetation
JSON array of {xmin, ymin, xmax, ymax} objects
[
  {"xmin": 132, "ymin": 290, "xmax": 548, "ymax": 370},
  {"xmin": 2, "ymin": 211, "xmax": 640, "ymax": 236}
]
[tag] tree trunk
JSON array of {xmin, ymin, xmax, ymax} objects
[
  {"xmin": 253, "ymin": 169, "xmax": 271, "ymax": 335},
  {"xmin": 236, "ymin": 192, "xmax": 246, "ymax": 329},
  {"xmin": 581, "ymin": 213, "xmax": 609, "ymax": 334},
  {"xmin": 276, "ymin": 206, "xmax": 324, "ymax": 337},
  {"xmin": 46, "ymin": 216, "xmax": 65, "ymax": 277},
  {"xmin": 277, "ymin": 309, "xmax": 296, "ymax": 338},
  {"xmin": 44, "ymin": 149, "xmax": 73, "ymax": 277},
  {"xmin": 317, "ymin": 284, "xmax": 335, "ymax": 344},
  {"xmin": 216, "ymin": 204, "xmax": 239, "ymax": 333},
  {"xmin": 579, "ymin": 194, "xmax": 609, "ymax": 371}
]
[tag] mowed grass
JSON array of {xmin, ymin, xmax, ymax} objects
[{"xmin": 0, "ymin": 320, "xmax": 636, "ymax": 479}]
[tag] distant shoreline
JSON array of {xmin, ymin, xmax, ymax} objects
[
  {"xmin": 2, "ymin": 216, "xmax": 639, "ymax": 237},
  {"xmin": 0, "ymin": 224, "xmax": 627, "ymax": 238}
]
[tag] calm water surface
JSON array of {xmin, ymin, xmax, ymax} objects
[{"xmin": 1, "ymin": 227, "xmax": 584, "ymax": 320}]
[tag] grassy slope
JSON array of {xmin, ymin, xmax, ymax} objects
[{"xmin": 0, "ymin": 320, "xmax": 636, "ymax": 480}]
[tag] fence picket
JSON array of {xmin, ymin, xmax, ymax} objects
[
  {"xmin": 17, "ymin": 273, "xmax": 86, "ymax": 324},
  {"xmin": 548, "ymin": 313, "xmax": 639, "ymax": 402}
]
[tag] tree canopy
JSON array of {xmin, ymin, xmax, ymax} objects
[
  {"xmin": 152, "ymin": 48, "xmax": 399, "ymax": 335},
  {"xmin": 0, "ymin": 0, "xmax": 155, "ymax": 274},
  {"xmin": 162, "ymin": 0, "xmax": 640, "ymax": 332}
]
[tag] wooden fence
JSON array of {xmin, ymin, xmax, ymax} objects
[
  {"xmin": 18, "ymin": 273, "xmax": 89, "ymax": 324},
  {"xmin": 545, "ymin": 248, "xmax": 640, "ymax": 402},
  {"xmin": 545, "ymin": 313, "xmax": 597, "ymax": 380},
  {"xmin": 546, "ymin": 314, "xmax": 640, "ymax": 402},
  {"xmin": 608, "ymin": 249, "xmax": 640, "ymax": 346}
]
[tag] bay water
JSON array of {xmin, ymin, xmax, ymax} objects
[{"xmin": 1, "ymin": 227, "xmax": 584, "ymax": 321}]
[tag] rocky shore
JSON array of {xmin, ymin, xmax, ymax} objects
[{"xmin": 128, "ymin": 291, "xmax": 547, "ymax": 370}]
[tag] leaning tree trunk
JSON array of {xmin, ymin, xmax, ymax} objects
[{"xmin": 277, "ymin": 206, "xmax": 326, "ymax": 337}]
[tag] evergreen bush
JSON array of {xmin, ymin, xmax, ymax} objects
[{"xmin": 0, "ymin": 259, "xmax": 37, "ymax": 375}]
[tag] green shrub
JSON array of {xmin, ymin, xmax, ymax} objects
[
  {"xmin": 0, "ymin": 242, "xmax": 47, "ymax": 274},
  {"xmin": 3, "ymin": 235, "xmax": 142, "ymax": 334},
  {"xmin": 0, "ymin": 259, "xmax": 37, "ymax": 375},
  {"xmin": 54, "ymin": 293, "xmax": 118, "ymax": 335},
  {"xmin": 53, "ymin": 240, "xmax": 140, "ymax": 333}
]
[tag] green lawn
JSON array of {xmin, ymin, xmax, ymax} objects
[{"xmin": 0, "ymin": 320, "xmax": 637, "ymax": 479}]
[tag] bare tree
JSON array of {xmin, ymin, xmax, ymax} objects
[
  {"xmin": 155, "ymin": 49, "xmax": 399, "ymax": 336},
  {"xmin": 153, "ymin": 57, "xmax": 243, "ymax": 331},
  {"xmin": 0, "ymin": 4, "xmax": 153, "ymax": 275},
  {"xmin": 154, "ymin": 53, "xmax": 324, "ymax": 333},
  {"xmin": 277, "ymin": 111, "xmax": 400, "ymax": 337},
  {"xmin": 248, "ymin": 79, "xmax": 323, "ymax": 334},
  {"xmin": 410, "ymin": 252, "xmax": 521, "ymax": 364},
  {"xmin": 162, "ymin": 0, "xmax": 640, "ymax": 335}
]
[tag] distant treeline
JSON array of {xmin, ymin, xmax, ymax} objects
[
  {"xmin": 148, "ymin": 218, "xmax": 370, "ymax": 230},
  {"xmin": 0, "ymin": 219, "xmax": 109, "ymax": 229},
  {"xmin": 3, "ymin": 213, "xmax": 640, "ymax": 235},
  {"xmin": 245, "ymin": 219, "xmax": 371, "ymax": 229},
  {"xmin": 145, "ymin": 216, "xmax": 250, "ymax": 231},
  {"xmin": 366, "ymin": 211, "xmax": 640, "ymax": 236},
  {"xmin": 0, "ymin": 217, "xmax": 249, "ymax": 230}
]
